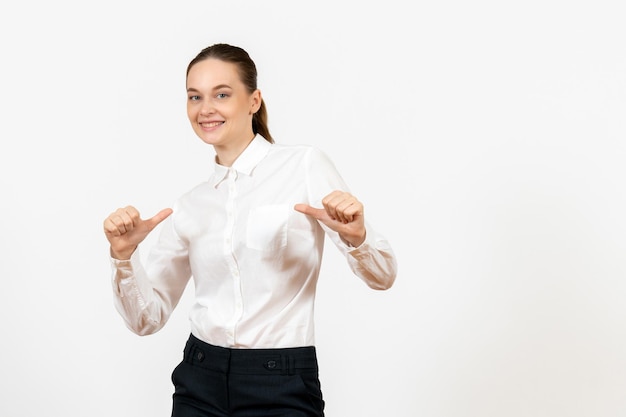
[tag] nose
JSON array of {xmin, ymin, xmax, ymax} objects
[{"xmin": 199, "ymin": 102, "xmax": 214, "ymax": 117}]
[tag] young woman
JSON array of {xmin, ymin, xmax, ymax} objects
[{"xmin": 103, "ymin": 43, "xmax": 397, "ymax": 417}]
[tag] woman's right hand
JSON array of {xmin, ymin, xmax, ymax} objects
[{"xmin": 103, "ymin": 206, "xmax": 173, "ymax": 260}]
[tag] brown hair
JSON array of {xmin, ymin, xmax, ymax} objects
[{"xmin": 187, "ymin": 43, "xmax": 273, "ymax": 144}]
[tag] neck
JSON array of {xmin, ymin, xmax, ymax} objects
[{"xmin": 215, "ymin": 134, "xmax": 255, "ymax": 167}]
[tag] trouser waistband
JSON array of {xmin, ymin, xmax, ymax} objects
[{"xmin": 183, "ymin": 333, "xmax": 319, "ymax": 376}]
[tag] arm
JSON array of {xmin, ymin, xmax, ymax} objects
[
  {"xmin": 294, "ymin": 149, "xmax": 397, "ymax": 290},
  {"xmin": 104, "ymin": 206, "xmax": 192, "ymax": 335}
]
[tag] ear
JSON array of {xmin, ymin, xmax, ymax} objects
[{"xmin": 250, "ymin": 89, "xmax": 262, "ymax": 114}]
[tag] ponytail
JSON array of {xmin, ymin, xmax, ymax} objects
[{"xmin": 253, "ymin": 100, "xmax": 273, "ymax": 143}]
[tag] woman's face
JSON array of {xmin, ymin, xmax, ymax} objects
[{"xmin": 186, "ymin": 58, "xmax": 261, "ymax": 151}]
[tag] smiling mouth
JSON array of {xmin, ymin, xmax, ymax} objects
[{"xmin": 201, "ymin": 121, "xmax": 224, "ymax": 128}]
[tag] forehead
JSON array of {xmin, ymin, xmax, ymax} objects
[{"xmin": 187, "ymin": 58, "xmax": 243, "ymax": 89}]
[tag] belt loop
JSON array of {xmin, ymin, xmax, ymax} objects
[
  {"xmin": 288, "ymin": 355, "xmax": 295, "ymax": 376},
  {"xmin": 280, "ymin": 355, "xmax": 287, "ymax": 375}
]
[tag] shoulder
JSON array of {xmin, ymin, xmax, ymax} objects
[
  {"xmin": 269, "ymin": 142, "xmax": 334, "ymax": 164},
  {"xmin": 266, "ymin": 142, "xmax": 343, "ymax": 186}
]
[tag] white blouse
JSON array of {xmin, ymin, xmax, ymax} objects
[{"xmin": 110, "ymin": 135, "xmax": 397, "ymax": 348}]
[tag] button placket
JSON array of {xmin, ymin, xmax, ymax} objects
[{"xmin": 223, "ymin": 168, "xmax": 243, "ymax": 345}]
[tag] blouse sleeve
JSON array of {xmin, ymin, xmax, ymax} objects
[
  {"xmin": 304, "ymin": 147, "xmax": 398, "ymax": 290},
  {"xmin": 110, "ymin": 209, "xmax": 192, "ymax": 335}
]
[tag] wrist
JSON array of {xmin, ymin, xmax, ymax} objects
[
  {"xmin": 344, "ymin": 230, "xmax": 366, "ymax": 248},
  {"xmin": 110, "ymin": 246, "xmax": 135, "ymax": 260}
]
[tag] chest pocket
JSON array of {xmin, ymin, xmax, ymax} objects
[{"xmin": 246, "ymin": 204, "xmax": 289, "ymax": 251}]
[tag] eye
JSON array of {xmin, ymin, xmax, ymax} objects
[
  {"xmin": 216, "ymin": 93, "xmax": 229, "ymax": 99},
  {"xmin": 188, "ymin": 95, "xmax": 200, "ymax": 101}
]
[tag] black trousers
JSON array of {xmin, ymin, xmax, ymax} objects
[{"xmin": 171, "ymin": 334, "xmax": 325, "ymax": 417}]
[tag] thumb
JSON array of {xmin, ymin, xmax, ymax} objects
[
  {"xmin": 145, "ymin": 208, "xmax": 173, "ymax": 230},
  {"xmin": 294, "ymin": 203, "xmax": 326, "ymax": 220}
]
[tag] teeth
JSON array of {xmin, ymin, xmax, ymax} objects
[{"xmin": 203, "ymin": 121, "xmax": 222, "ymax": 127}]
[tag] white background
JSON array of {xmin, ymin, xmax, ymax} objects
[{"xmin": 1, "ymin": 1, "xmax": 625, "ymax": 416}]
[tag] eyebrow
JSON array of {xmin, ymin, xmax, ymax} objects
[{"xmin": 186, "ymin": 84, "xmax": 233, "ymax": 93}]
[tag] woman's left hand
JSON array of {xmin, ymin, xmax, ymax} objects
[{"xmin": 294, "ymin": 190, "xmax": 366, "ymax": 247}]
